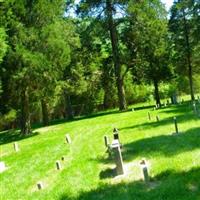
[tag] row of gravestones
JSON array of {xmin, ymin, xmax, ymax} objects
[
  {"xmin": 104, "ymin": 129, "xmax": 149, "ymax": 182},
  {"xmin": 103, "ymin": 98, "xmax": 200, "ymax": 180},
  {"xmin": 131, "ymin": 96, "xmax": 200, "ymax": 112},
  {"xmin": 0, "ymin": 134, "xmax": 72, "ymax": 190},
  {"xmin": 38, "ymin": 134, "xmax": 72, "ymax": 190},
  {"xmin": 148, "ymin": 112, "xmax": 180, "ymax": 134}
]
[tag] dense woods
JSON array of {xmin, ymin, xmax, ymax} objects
[{"xmin": 0, "ymin": 0, "xmax": 199, "ymax": 134}]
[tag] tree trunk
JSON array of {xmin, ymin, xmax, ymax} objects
[
  {"xmin": 21, "ymin": 88, "xmax": 31, "ymax": 135},
  {"xmin": 153, "ymin": 79, "xmax": 161, "ymax": 106},
  {"xmin": 106, "ymin": 0, "xmax": 127, "ymax": 111},
  {"xmin": 65, "ymin": 93, "xmax": 74, "ymax": 120},
  {"xmin": 183, "ymin": 9, "xmax": 195, "ymax": 101},
  {"xmin": 41, "ymin": 99, "xmax": 49, "ymax": 126}
]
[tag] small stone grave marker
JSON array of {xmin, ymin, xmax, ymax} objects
[
  {"xmin": 113, "ymin": 128, "xmax": 119, "ymax": 140},
  {"xmin": 173, "ymin": 117, "xmax": 179, "ymax": 134},
  {"xmin": 65, "ymin": 134, "xmax": 71, "ymax": 144},
  {"xmin": 148, "ymin": 112, "xmax": 151, "ymax": 121},
  {"xmin": 13, "ymin": 142, "xmax": 19, "ymax": 152},
  {"xmin": 156, "ymin": 115, "xmax": 160, "ymax": 122},
  {"xmin": 56, "ymin": 161, "xmax": 61, "ymax": 170},
  {"xmin": 37, "ymin": 182, "xmax": 43, "ymax": 190},
  {"xmin": 140, "ymin": 159, "xmax": 149, "ymax": 182},
  {"xmin": 61, "ymin": 156, "xmax": 65, "ymax": 161},
  {"xmin": 110, "ymin": 139, "xmax": 124, "ymax": 175},
  {"xmin": 104, "ymin": 136, "xmax": 109, "ymax": 147}
]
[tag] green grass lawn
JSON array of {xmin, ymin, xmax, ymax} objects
[{"xmin": 1, "ymin": 102, "xmax": 200, "ymax": 200}]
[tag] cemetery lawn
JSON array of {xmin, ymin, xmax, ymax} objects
[{"xmin": 0, "ymin": 103, "xmax": 200, "ymax": 200}]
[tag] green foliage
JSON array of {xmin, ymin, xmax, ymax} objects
[
  {"xmin": 0, "ymin": 109, "xmax": 17, "ymax": 130},
  {"xmin": 0, "ymin": 27, "xmax": 7, "ymax": 63}
]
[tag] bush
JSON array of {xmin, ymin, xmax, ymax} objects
[{"xmin": 0, "ymin": 109, "xmax": 17, "ymax": 131}]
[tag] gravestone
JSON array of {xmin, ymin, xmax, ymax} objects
[
  {"xmin": 111, "ymin": 140, "xmax": 124, "ymax": 175},
  {"xmin": 61, "ymin": 156, "xmax": 65, "ymax": 161},
  {"xmin": 173, "ymin": 117, "xmax": 179, "ymax": 134},
  {"xmin": 148, "ymin": 112, "xmax": 151, "ymax": 121},
  {"xmin": 140, "ymin": 159, "xmax": 149, "ymax": 182},
  {"xmin": 65, "ymin": 134, "xmax": 71, "ymax": 144},
  {"xmin": 156, "ymin": 115, "xmax": 160, "ymax": 122},
  {"xmin": 56, "ymin": 161, "xmax": 61, "ymax": 170},
  {"xmin": 13, "ymin": 142, "xmax": 19, "ymax": 152},
  {"xmin": 37, "ymin": 182, "xmax": 43, "ymax": 190},
  {"xmin": 113, "ymin": 128, "xmax": 119, "ymax": 140},
  {"xmin": 104, "ymin": 136, "xmax": 109, "ymax": 147}
]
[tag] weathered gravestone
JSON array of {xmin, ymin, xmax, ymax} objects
[
  {"xmin": 140, "ymin": 159, "xmax": 149, "ymax": 182},
  {"xmin": 56, "ymin": 161, "xmax": 61, "ymax": 170},
  {"xmin": 104, "ymin": 136, "xmax": 109, "ymax": 147},
  {"xmin": 113, "ymin": 128, "xmax": 119, "ymax": 140},
  {"xmin": 148, "ymin": 112, "xmax": 151, "ymax": 121},
  {"xmin": 173, "ymin": 117, "xmax": 179, "ymax": 134},
  {"xmin": 37, "ymin": 182, "xmax": 44, "ymax": 190},
  {"xmin": 65, "ymin": 134, "xmax": 71, "ymax": 144},
  {"xmin": 110, "ymin": 139, "xmax": 124, "ymax": 175},
  {"xmin": 156, "ymin": 115, "xmax": 160, "ymax": 122},
  {"xmin": 13, "ymin": 142, "xmax": 19, "ymax": 152}
]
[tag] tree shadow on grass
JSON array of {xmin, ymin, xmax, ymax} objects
[
  {"xmin": 60, "ymin": 167, "xmax": 200, "ymax": 200},
  {"xmin": 123, "ymin": 127, "xmax": 200, "ymax": 161},
  {"xmin": 0, "ymin": 129, "xmax": 39, "ymax": 145},
  {"xmin": 99, "ymin": 167, "xmax": 116, "ymax": 179}
]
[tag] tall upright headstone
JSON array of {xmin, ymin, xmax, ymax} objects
[{"xmin": 111, "ymin": 141, "xmax": 124, "ymax": 176}]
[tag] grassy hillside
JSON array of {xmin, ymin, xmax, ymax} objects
[{"xmin": 1, "ymin": 102, "xmax": 200, "ymax": 200}]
